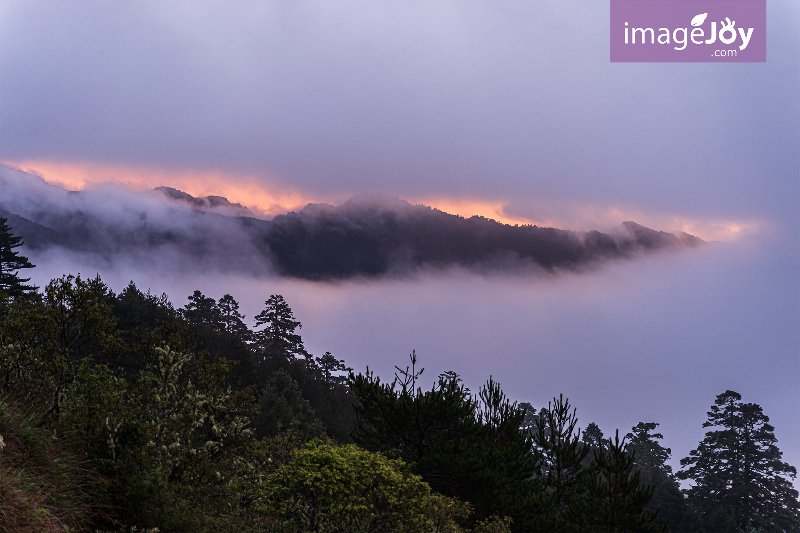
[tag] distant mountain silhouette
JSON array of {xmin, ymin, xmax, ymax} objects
[
  {"xmin": 154, "ymin": 186, "xmax": 255, "ymax": 217},
  {"xmin": 0, "ymin": 209, "xmax": 62, "ymax": 250},
  {"xmin": 253, "ymin": 198, "xmax": 704, "ymax": 279},
  {"xmin": 0, "ymin": 179, "xmax": 704, "ymax": 280}
]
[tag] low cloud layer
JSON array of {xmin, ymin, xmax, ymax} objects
[{"xmin": 1, "ymin": 166, "xmax": 703, "ymax": 280}]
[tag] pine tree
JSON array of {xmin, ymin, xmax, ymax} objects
[
  {"xmin": 627, "ymin": 423, "xmax": 672, "ymax": 482},
  {"xmin": 678, "ymin": 390, "xmax": 800, "ymax": 532},
  {"xmin": 254, "ymin": 367, "xmax": 323, "ymax": 438},
  {"xmin": 583, "ymin": 422, "xmax": 605, "ymax": 450},
  {"xmin": 627, "ymin": 422, "xmax": 694, "ymax": 532},
  {"xmin": 182, "ymin": 290, "xmax": 223, "ymax": 331},
  {"xmin": 350, "ymin": 352, "xmax": 480, "ymax": 489},
  {"xmin": 533, "ymin": 394, "xmax": 590, "ymax": 521},
  {"xmin": 577, "ymin": 431, "xmax": 667, "ymax": 532},
  {"xmin": 350, "ymin": 352, "xmax": 550, "ymax": 531},
  {"xmin": 0, "ymin": 217, "xmax": 35, "ymax": 296},
  {"xmin": 217, "ymin": 293, "xmax": 251, "ymax": 341},
  {"xmin": 315, "ymin": 351, "xmax": 350, "ymax": 385},
  {"xmin": 253, "ymin": 294, "xmax": 309, "ymax": 362}
]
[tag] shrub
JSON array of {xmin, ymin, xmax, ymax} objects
[{"xmin": 259, "ymin": 441, "xmax": 473, "ymax": 532}]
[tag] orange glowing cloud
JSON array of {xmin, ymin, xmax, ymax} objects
[
  {"xmin": 413, "ymin": 197, "xmax": 763, "ymax": 243},
  {"xmin": 409, "ymin": 197, "xmax": 553, "ymax": 227},
  {"xmin": 3, "ymin": 159, "xmax": 762, "ymax": 243},
  {"xmin": 3, "ymin": 160, "xmax": 333, "ymax": 218},
  {"xmin": 551, "ymin": 203, "xmax": 765, "ymax": 243}
]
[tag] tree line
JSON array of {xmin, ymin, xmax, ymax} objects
[{"xmin": 0, "ymin": 217, "xmax": 797, "ymax": 532}]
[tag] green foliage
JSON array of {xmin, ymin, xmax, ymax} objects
[
  {"xmin": 532, "ymin": 400, "xmax": 668, "ymax": 532},
  {"xmin": 576, "ymin": 430, "xmax": 667, "ymax": 533},
  {"xmin": 3, "ymin": 270, "xmax": 795, "ymax": 533},
  {"xmin": 249, "ymin": 295, "xmax": 355, "ymax": 441},
  {"xmin": 254, "ymin": 294, "xmax": 309, "ymax": 364},
  {"xmin": 626, "ymin": 422, "xmax": 695, "ymax": 532},
  {"xmin": 57, "ymin": 344, "xmax": 256, "ymax": 532},
  {"xmin": 45, "ymin": 274, "xmax": 119, "ymax": 360},
  {"xmin": 255, "ymin": 368, "xmax": 324, "ymax": 439},
  {"xmin": 471, "ymin": 377, "xmax": 549, "ymax": 529},
  {"xmin": 351, "ymin": 352, "xmax": 477, "ymax": 469},
  {"xmin": 259, "ymin": 440, "xmax": 473, "ymax": 533},
  {"xmin": 281, "ymin": 352, "xmax": 355, "ymax": 442},
  {"xmin": 582, "ymin": 422, "xmax": 605, "ymax": 450},
  {"xmin": 472, "ymin": 516, "xmax": 514, "ymax": 533},
  {"xmin": 350, "ymin": 352, "xmax": 547, "ymax": 531},
  {"xmin": 532, "ymin": 395, "xmax": 589, "ymax": 528},
  {"xmin": 182, "ymin": 290, "xmax": 223, "ymax": 331},
  {"xmin": 0, "ymin": 275, "xmax": 119, "ymax": 418},
  {"xmin": 0, "ymin": 216, "xmax": 35, "ymax": 297},
  {"xmin": 626, "ymin": 423, "xmax": 672, "ymax": 483},
  {"xmin": 0, "ymin": 400, "xmax": 89, "ymax": 533},
  {"xmin": 217, "ymin": 294, "xmax": 251, "ymax": 340},
  {"xmin": 112, "ymin": 282, "xmax": 179, "ymax": 335},
  {"xmin": 678, "ymin": 390, "xmax": 800, "ymax": 532}
]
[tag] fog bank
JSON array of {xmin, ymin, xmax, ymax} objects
[{"xmin": 1, "ymin": 165, "xmax": 704, "ymax": 280}]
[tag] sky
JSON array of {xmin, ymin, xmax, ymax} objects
[{"xmin": 0, "ymin": 1, "xmax": 798, "ymax": 476}]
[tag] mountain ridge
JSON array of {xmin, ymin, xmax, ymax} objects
[{"xmin": 0, "ymin": 173, "xmax": 705, "ymax": 280}]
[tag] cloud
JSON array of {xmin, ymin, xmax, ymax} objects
[
  {"xmin": 4, "ymin": 159, "xmax": 763, "ymax": 243},
  {"xmin": 3, "ymin": 159, "xmax": 325, "ymax": 217},
  {"xmin": 0, "ymin": 165, "xmax": 710, "ymax": 281},
  {"xmin": 0, "ymin": 0, "xmax": 796, "ymax": 228},
  {"xmin": 0, "ymin": 165, "xmax": 275, "ymax": 276}
]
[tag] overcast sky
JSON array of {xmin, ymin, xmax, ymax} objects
[{"xmin": 1, "ymin": 0, "xmax": 798, "ymax": 475}]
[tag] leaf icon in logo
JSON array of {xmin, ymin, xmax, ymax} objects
[{"xmin": 691, "ymin": 13, "xmax": 708, "ymax": 26}]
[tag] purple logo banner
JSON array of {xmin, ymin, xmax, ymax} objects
[{"xmin": 611, "ymin": 0, "xmax": 766, "ymax": 62}]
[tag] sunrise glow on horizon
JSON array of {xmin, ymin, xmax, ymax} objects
[{"xmin": 4, "ymin": 158, "xmax": 762, "ymax": 244}]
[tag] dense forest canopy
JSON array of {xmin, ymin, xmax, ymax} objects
[{"xmin": 0, "ymin": 223, "xmax": 796, "ymax": 533}]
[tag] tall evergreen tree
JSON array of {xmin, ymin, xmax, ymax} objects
[
  {"xmin": 627, "ymin": 423, "xmax": 672, "ymax": 483},
  {"xmin": 533, "ymin": 395, "xmax": 590, "ymax": 520},
  {"xmin": 583, "ymin": 422, "xmax": 605, "ymax": 450},
  {"xmin": 315, "ymin": 351, "xmax": 350, "ymax": 385},
  {"xmin": 217, "ymin": 293, "xmax": 251, "ymax": 341},
  {"xmin": 254, "ymin": 367, "xmax": 324, "ymax": 439},
  {"xmin": 577, "ymin": 431, "xmax": 667, "ymax": 533},
  {"xmin": 0, "ymin": 217, "xmax": 35, "ymax": 296},
  {"xmin": 182, "ymin": 290, "xmax": 222, "ymax": 331},
  {"xmin": 678, "ymin": 390, "xmax": 800, "ymax": 532},
  {"xmin": 627, "ymin": 422, "xmax": 695, "ymax": 532},
  {"xmin": 253, "ymin": 294, "xmax": 309, "ymax": 362},
  {"xmin": 350, "ymin": 352, "xmax": 550, "ymax": 531}
]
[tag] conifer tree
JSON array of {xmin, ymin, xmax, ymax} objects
[
  {"xmin": 253, "ymin": 294, "xmax": 309, "ymax": 361},
  {"xmin": 217, "ymin": 293, "xmax": 251, "ymax": 340},
  {"xmin": 627, "ymin": 422, "xmax": 694, "ymax": 532},
  {"xmin": 577, "ymin": 431, "xmax": 667, "ymax": 532},
  {"xmin": 0, "ymin": 216, "xmax": 35, "ymax": 296},
  {"xmin": 583, "ymin": 422, "xmax": 605, "ymax": 450},
  {"xmin": 182, "ymin": 290, "xmax": 222, "ymax": 331},
  {"xmin": 533, "ymin": 395, "xmax": 590, "ymax": 518},
  {"xmin": 678, "ymin": 390, "xmax": 800, "ymax": 532},
  {"xmin": 626, "ymin": 423, "xmax": 672, "ymax": 483},
  {"xmin": 350, "ymin": 352, "xmax": 549, "ymax": 531}
]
